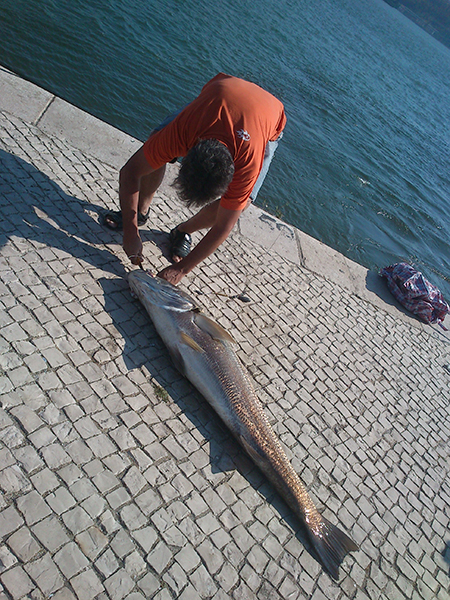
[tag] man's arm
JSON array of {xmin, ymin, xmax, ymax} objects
[{"xmin": 157, "ymin": 205, "xmax": 242, "ymax": 285}]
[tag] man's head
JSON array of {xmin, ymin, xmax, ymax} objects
[{"xmin": 173, "ymin": 139, "xmax": 235, "ymax": 207}]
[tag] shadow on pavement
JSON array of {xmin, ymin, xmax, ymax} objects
[
  {"xmin": 0, "ymin": 149, "xmax": 170, "ymax": 276},
  {"xmin": 443, "ymin": 541, "xmax": 450, "ymax": 574}
]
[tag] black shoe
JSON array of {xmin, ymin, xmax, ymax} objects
[
  {"xmin": 103, "ymin": 210, "xmax": 150, "ymax": 230},
  {"xmin": 169, "ymin": 226, "xmax": 192, "ymax": 258}
]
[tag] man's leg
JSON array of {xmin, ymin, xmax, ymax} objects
[
  {"xmin": 138, "ymin": 165, "xmax": 166, "ymax": 215},
  {"xmin": 249, "ymin": 133, "xmax": 283, "ymax": 203},
  {"xmin": 171, "ymin": 199, "xmax": 220, "ymax": 262}
]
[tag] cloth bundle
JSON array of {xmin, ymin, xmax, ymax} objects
[{"xmin": 380, "ymin": 262, "xmax": 449, "ymax": 327}]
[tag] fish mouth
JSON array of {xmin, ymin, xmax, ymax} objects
[{"xmin": 128, "ymin": 270, "xmax": 195, "ymax": 312}]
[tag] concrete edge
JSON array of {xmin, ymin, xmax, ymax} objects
[
  {"xmin": 0, "ymin": 66, "xmax": 141, "ymax": 170},
  {"xmin": 1, "ymin": 65, "xmax": 448, "ymax": 338}
]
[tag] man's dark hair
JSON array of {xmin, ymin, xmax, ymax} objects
[{"xmin": 173, "ymin": 139, "xmax": 235, "ymax": 207}]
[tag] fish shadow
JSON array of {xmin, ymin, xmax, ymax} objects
[
  {"xmin": 443, "ymin": 541, "xmax": 450, "ymax": 574},
  {"xmin": 98, "ymin": 276, "xmax": 317, "ymax": 573}
]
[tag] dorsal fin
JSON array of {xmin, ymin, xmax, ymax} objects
[
  {"xmin": 180, "ymin": 332, "xmax": 205, "ymax": 353},
  {"xmin": 194, "ymin": 313, "xmax": 236, "ymax": 344}
]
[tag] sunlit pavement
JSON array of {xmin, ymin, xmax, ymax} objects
[{"xmin": 1, "ymin": 66, "xmax": 449, "ymax": 600}]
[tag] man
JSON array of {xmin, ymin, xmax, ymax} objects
[{"xmin": 104, "ymin": 73, "xmax": 286, "ymax": 285}]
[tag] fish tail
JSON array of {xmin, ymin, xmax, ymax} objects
[{"xmin": 307, "ymin": 515, "xmax": 358, "ymax": 580}]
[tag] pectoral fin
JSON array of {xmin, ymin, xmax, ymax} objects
[
  {"xmin": 180, "ymin": 332, "xmax": 205, "ymax": 353},
  {"xmin": 194, "ymin": 313, "xmax": 236, "ymax": 344},
  {"xmin": 239, "ymin": 435, "xmax": 266, "ymax": 463}
]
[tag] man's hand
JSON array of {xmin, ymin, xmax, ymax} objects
[
  {"xmin": 123, "ymin": 229, "xmax": 143, "ymax": 266},
  {"xmin": 157, "ymin": 264, "xmax": 186, "ymax": 285}
]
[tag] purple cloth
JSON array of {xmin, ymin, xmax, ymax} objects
[{"xmin": 380, "ymin": 263, "xmax": 449, "ymax": 325}]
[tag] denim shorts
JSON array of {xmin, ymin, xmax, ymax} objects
[
  {"xmin": 153, "ymin": 109, "xmax": 283, "ymax": 199},
  {"xmin": 249, "ymin": 132, "xmax": 283, "ymax": 201}
]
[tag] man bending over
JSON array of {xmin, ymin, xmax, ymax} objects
[{"xmin": 104, "ymin": 73, "xmax": 286, "ymax": 285}]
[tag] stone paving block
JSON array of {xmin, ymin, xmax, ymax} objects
[
  {"xmin": 162, "ymin": 562, "xmax": 187, "ymax": 596},
  {"xmin": 191, "ymin": 563, "xmax": 218, "ymax": 597},
  {"xmin": 69, "ymin": 477, "xmax": 97, "ymax": 501},
  {"xmin": 16, "ymin": 490, "xmax": 52, "ymax": 525},
  {"xmin": 106, "ymin": 487, "xmax": 131, "ymax": 510},
  {"xmin": 131, "ymin": 526, "xmax": 158, "ymax": 554},
  {"xmin": 0, "ymin": 464, "xmax": 31, "ymax": 494},
  {"xmin": 110, "ymin": 529, "xmax": 135, "ymax": 559},
  {"xmin": 9, "ymin": 405, "xmax": 43, "ymax": 433},
  {"xmin": 41, "ymin": 443, "xmax": 72, "ymax": 469},
  {"xmin": 137, "ymin": 572, "xmax": 160, "ymax": 598},
  {"xmin": 98, "ymin": 509, "xmax": 121, "ymax": 535},
  {"xmin": 103, "ymin": 569, "xmax": 135, "ymax": 600},
  {"xmin": 175, "ymin": 544, "xmax": 202, "ymax": 573},
  {"xmin": 122, "ymin": 465, "xmax": 147, "ymax": 496},
  {"xmin": 124, "ymin": 550, "xmax": 147, "ymax": 579},
  {"xmin": 62, "ymin": 506, "xmax": 94, "ymax": 535},
  {"xmin": 65, "ymin": 438, "xmax": 94, "ymax": 464},
  {"xmin": 6, "ymin": 527, "xmax": 41, "ymax": 564},
  {"xmin": 0, "ymin": 506, "xmax": 23, "ymax": 539},
  {"xmin": 120, "ymin": 504, "xmax": 147, "ymax": 531},
  {"xmin": 85, "ymin": 433, "xmax": 117, "ymax": 458},
  {"xmin": 31, "ymin": 515, "xmax": 70, "ymax": 552},
  {"xmin": 109, "ymin": 425, "xmax": 137, "ymax": 450},
  {"xmin": 81, "ymin": 495, "xmax": 106, "ymax": 521},
  {"xmin": 0, "ymin": 565, "xmax": 34, "ymax": 599},
  {"xmin": 53, "ymin": 542, "xmax": 89, "ymax": 579},
  {"xmin": 50, "ymin": 587, "xmax": 78, "ymax": 600},
  {"xmin": 0, "ymin": 423, "xmax": 26, "ymax": 448},
  {"xmin": 94, "ymin": 548, "xmax": 120, "ymax": 579},
  {"xmin": 70, "ymin": 569, "xmax": 105, "ymax": 600},
  {"xmin": 102, "ymin": 453, "xmax": 130, "ymax": 475},
  {"xmin": 25, "ymin": 552, "xmax": 64, "ymax": 596}
]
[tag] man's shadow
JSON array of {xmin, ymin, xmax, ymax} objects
[{"xmin": 0, "ymin": 149, "xmax": 171, "ymax": 278}]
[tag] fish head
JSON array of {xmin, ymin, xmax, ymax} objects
[{"xmin": 128, "ymin": 270, "xmax": 196, "ymax": 313}]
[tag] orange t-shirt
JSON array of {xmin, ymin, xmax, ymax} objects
[{"xmin": 143, "ymin": 73, "xmax": 286, "ymax": 210}]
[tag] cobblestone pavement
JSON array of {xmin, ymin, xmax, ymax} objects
[{"xmin": 1, "ymin": 89, "xmax": 450, "ymax": 600}]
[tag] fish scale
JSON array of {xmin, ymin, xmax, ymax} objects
[
  {"xmin": 128, "ymin": 270, "xmax": 358, "ymax": 580},
  {"xmin": 187, "ymin": 328, "xmax": 317, "ymax": 518}
]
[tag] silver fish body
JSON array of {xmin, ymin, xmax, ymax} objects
[{"xmin": 128, "ymin": 271, "xmax": 357, "ymax": 580}]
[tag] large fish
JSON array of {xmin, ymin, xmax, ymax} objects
[{"xmin": 128, "ymin": 270, "xmax": 358, "ymax": 580}]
